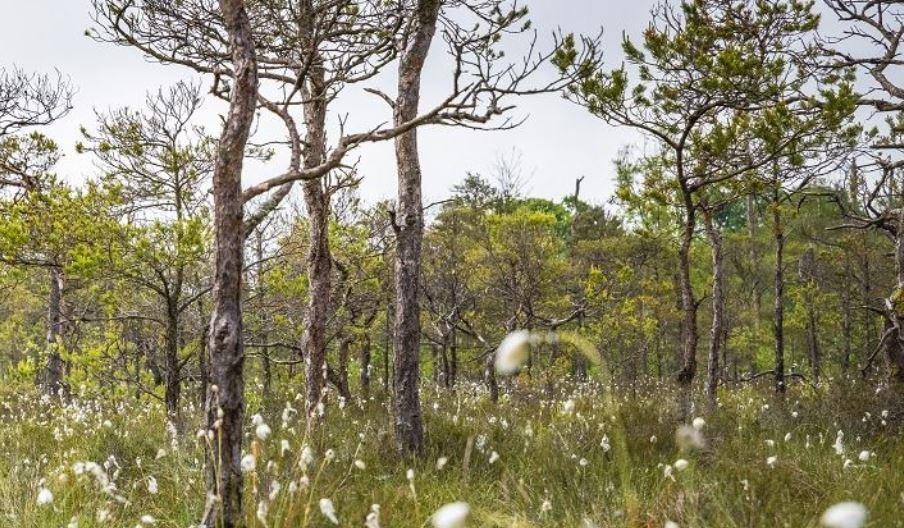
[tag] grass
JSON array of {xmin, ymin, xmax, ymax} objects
[{"xmin": 0, "ymin": 376, "xmax": 902, "ymax": 527}]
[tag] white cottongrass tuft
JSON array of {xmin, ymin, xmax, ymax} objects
[
  {"xmin": 858, "ymin": 450, "xmax": 871, "ymax": 462},
  {"xmin": 766, "ymin": 456, "xmax": 777, "ymax": 468},
  {"xmin": 255, "ymin": 423, "xmax": 272, "ymax": 441},
  {"xmin": 147, "ymin": 476, "xmax": 158, "ymax": 494},
  {"xmin": 675, "ymin": 425, "xmax": 706, "ymax": 451},
  {"xmin": 665, "ymin": 522, "xmax": 680, "ymax": 528},
  {"xmin": 494, "ymin": 331, "xmax": 531, "ymax": 375},
  {"xmin": 820, "ymin": 501, "xmax": 867, "ymax": 528},
  {"xmin": 319, "ymin": 498, "xmax": 339, "ymax": 525},
  {"xmin": 431, "ymin": 501, "xmax": 471, "ymax": 528},
  {"xmin": 436, "ymin": 456, "xmax": 449, "ymax": 470},
  {"xmin": 673, "ymin": 459, "xmax": 689, "ymax": 471},
  {"xmin": 488, "ymin": 451, "xmax": 500, "ymax": 464},
  {"xmin": 692, "ymin": 417, "xmax": 705, "ymax": 430},
  {"xmin": 365, "ymin": 504, "xmax": 381, "ymax": 528},
  {"xmin": 140, "ymin": 514, "xmax": 156, "ymax": 525},
  {"xmin": 37, "ymin": 487, "xmax": 53, "ymax": 506},
  {"xmin": 354, "ymin": 459, "xmax": 367, "ymax": 470},
  {"xmin": 240, "ymin": 453, "xmax": 256, "ymax": 473}
]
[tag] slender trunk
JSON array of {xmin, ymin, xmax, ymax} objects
[
  {"xmin": 360, "ymin": 334, "xmax": 372, "ymax": 397},
  {"xmin": 43, "ymin": 267, "xmax": 65, "ymax": 396},
  {"xmin": 772, "ymin": 186, "xmax": 786, "ymax": 395},
  {"xmin": 800, "ymin": 247, "xmax": 820, "ymax": 383},
  {"xmin": 327, "ymin": 337, "xmax": 352, "ymax": 403},
  {"xmin": 676, "ymin": 190, "xmax": 698, "ymax": 418},
  {"xmin": 164, "ymin": 302, "xmax": 181, "ymax": 423},
  {"xmin": 200, "ymin": 1, "xmax": 256, "ymax": 525},
  {"xmin": 703, "ymin": 210, "xmax": 723, "ymax": 411},
  {"xmin": 841, "ymin": 261, "xmax": 853, "ymax": 370},
  {"xmin": 391, "ymin": 0, "xmax": 440, "ymax": 456},
  {"xmin": 746, "ymin": 194, "xmax": 762, "ymax": 324}
]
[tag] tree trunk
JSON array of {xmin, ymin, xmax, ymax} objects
[
  {"xmin": 676, "ymin": 191, "xmax": 698, "ymax": 418},
  {"xmin": 841, "ymin": 261, "xmax": 854, "ymax": 370},
  {"xmin": 327, "ymin": 336, "xmax": 353, "ymax": 403},
  {"xmin": 200, "ymin": 1, "xmax": 257, "ymax": 525},
  {"xmin": 299, "ymin": 25, "xmax": 330, "ymax": 423},
  {"xmin": 703, "ymin": 210, "xmax": 723, "ymax": 411},
  {"xmin": 164, "ymin": 301, "xmax": 182, "ymax": 425},
  {"xmin": 43, "ymin": 267, "xmax": 66, "ymax": 396},
  {"xmin": 772, "ymin": 186, "xmax": 786, "ymax": 395},
  {"xmin": 360, "ymin": 334, "xmax": 372, "ymax": 397},
  {"xmin": 391, "ymin": 0, "xmax": 440, "ymax": 457}
]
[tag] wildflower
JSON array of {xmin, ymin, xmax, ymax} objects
[
  {"xmin": 432, "ymin": 502, "xmax": 470, "ymax": 528},
  {"xmin": 319, "ymin": 498, "xmax": 339, "ymax": 525},
  {"xmin": 365, "ymin": 504, "xmax": 381, "ymax": 528},
  {"xmin": 37, "ymin": 487, "xmax": 53, "ymax": 506},
  {"xmin": 673, "ymin": 459, "xmax": 689, "ymax": 471},
  {"xmin": 820, "ymin": 501, "xmax": 867, "ymax": 528},
  {"xmin": 833, "ymin": 431, "xmax": 845, "ymax": 455},
  {"xmin": 766, "ymin": 456, "xmax": 777, "ymax": 468},
  {"xmin": 255, "ymin": 423, "xmax": 272, "ymax": 441},
  {"xmin": 436, "ymin": 457, "xmax": 449, "ymax": 470},
  {"xmin": 256, "ymin": 500, "xmax": 269, "ymax": 527},
  {"xmin": 147, "ymin": 476, "xmax": 158, "ymax": 494},
  {"xmin": 495, "ymin": 330, "xmax": 531, "ymax": 375},
  {"xmin": 675, "ymin": 425, "xmax": 706, "ymax": 451},
  {"xmin": 300, "ymin": 445, "xmax": 315, "ymax": 469},
  {"xmin": 600, "ymin": 435, "xmax": 611, "ymax": 452},
  {"xmin": 489, "ymin": 451, "xmax": 500, "ymax": 464},
  {"xmin": 562, "ymin": 399, "xmax": 576, "ymax": 415},
  {"xmin": 241, "ymin": 454, "xmax": 256, "ymax": 473},
  {"xmin": 692, "ymin": 417, "xmax": 705, "ymax": 430},
  {"xmin": 324, "ymin": 449, "xmax": 335, "ymax": 462},
  {"xmin": 858, "ymin": 451, "xmax": 871, "ymax": 462}
]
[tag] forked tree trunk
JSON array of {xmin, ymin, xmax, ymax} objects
[
  {"xmin": 703, "ymin": 210, "xmax": 723, "ymax": 411},
  {"xmin": 391, "ymin": 0, "xmax": 440, "ymax": 457},
  {"xmin": 200, "ymin": 1, "xmax": 257, "ymax": 525},
  {"xmin": 44, "ymin": 267, "xmax": 66, "ymax": 396}
]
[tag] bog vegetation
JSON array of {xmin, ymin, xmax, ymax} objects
[{"xmin": 0, "ymin": 1, "xmax": 903, "ymax": 527}]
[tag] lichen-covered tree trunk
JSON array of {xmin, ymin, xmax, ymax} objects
[
  {"xmin": 392, "ymin": 0, "xmax": 440, "ymax": 456},
  {"xmin": 200, "ymin": 1, "xmax": 257, "ymax": 525}
]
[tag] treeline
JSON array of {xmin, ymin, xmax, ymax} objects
[{"xmin": 1, "ymin": 0, "xmax": 903, "ymax": 526}]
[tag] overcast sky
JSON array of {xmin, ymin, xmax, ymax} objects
[{"xmin": 0, "ymin": 0, "xmax": 860, "ymax": 208}]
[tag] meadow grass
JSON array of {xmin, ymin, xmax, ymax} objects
[{"xmin": 0, "ymin": 377, "xmax": 901, "ymax": 527}]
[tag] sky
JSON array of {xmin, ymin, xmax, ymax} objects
[
  {"xmin": 1, "ymin": 0, "xmax": 873, "ymax": 209},
  {"xmin": 1, "ymin": 0, "xmax": 662, "ymax": 207}
]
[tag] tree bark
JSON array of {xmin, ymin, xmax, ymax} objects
[
  {"xmin": 391, "ymin": 0, "xmax": 440, "ymax": 457},
  {"xmin": 200, "ymin": 1, "xmax": 257, "ymax": 526},
  {"xmin": 43, "ymin": 267, "xmax": 66, "ymax": 396},
  {"xmin": 703, "ymin": 209, "xmax": 723, "ymax": 411}
]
